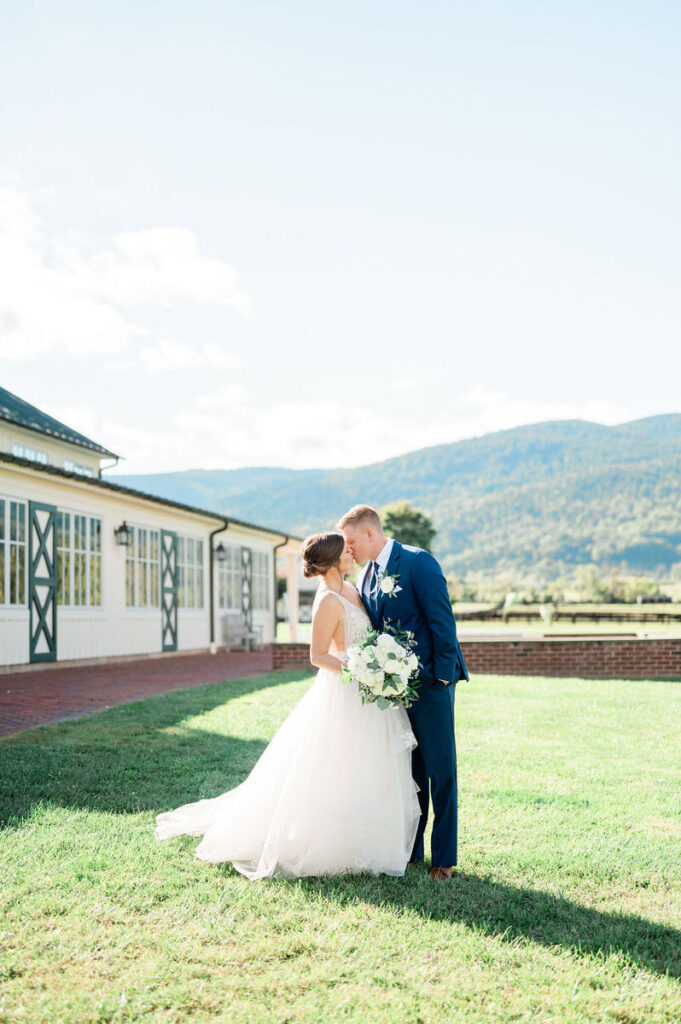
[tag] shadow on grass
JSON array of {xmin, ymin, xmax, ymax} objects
[
  {"xmin": 5, "ymin": 667, "xmax": 679, "ymax": 981},
  {"xmin": 298, "ymin": 870, "xmax": 681, "ymax": 980},
  {"xmin": 0, "ymin": 670, "xmax": 307, "ymax": 827}
]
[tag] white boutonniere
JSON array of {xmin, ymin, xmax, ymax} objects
[{"xmin": 379, "ymin": 572, "xmax": 402, "ymax": 597}]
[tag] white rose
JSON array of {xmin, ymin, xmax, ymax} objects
[
  {"xmin": 357, "ymin": 663, "xmax": 373, "ymax": 683},
  {"xmin": 367, "ymin": 670, "xmax": 386, "ymax": 695},
  {"xmin": 347, "ymin": 649, "xmax": 363, "ymax": 672},
  {"xmin": 383, "ymin": 637, "xmax": 403, "ymax": 657},
  {"xmin": 374, "ymin": 648, "xmax": 394, "ymax": 670},
  {"xmin": 379, "ymin": 576, "xmax": 396, "ymax": 594},
  {"xmin": 407, "ymin": 653, "xmax": 419, "ymax": 672}
]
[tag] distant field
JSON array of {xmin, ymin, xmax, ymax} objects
[
  {"xmin": 453, "ymin": 602, "xmax": 681, "ymax": 637},
  {"xmin": 454, "ymin": 602, "xmax": 681, "ymax": 616},
  {"xmin": 457, "ymin": 620, "xmax": 681, "ymax": 637},
  {"xmin": 277, "ymin": 612, "xmax": 681, "ymax": 644}
]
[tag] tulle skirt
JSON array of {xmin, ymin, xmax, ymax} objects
[{"xmin": 155, "ymin": 666, "xmax": 421, "ymax": 880}]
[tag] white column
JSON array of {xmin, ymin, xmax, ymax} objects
[{"xmin": 287, "ymin": 552, "xmax": 299, "ymax": 643}]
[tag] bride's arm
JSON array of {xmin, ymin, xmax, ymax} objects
[{"xmin": 310, "ymin": 596, "xmax": 346, "ymax": 673}]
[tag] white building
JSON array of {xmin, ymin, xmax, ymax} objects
[{"xmin": 0, "ymin": 387, "xmax": 301, "ymax": 668}]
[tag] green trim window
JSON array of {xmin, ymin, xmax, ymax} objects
[
  {"xmin": 177, "ymin": 536, "xmax": 204, "ymax": 609},
  {"xmin": 125, "ymin": 527, "xmax": 160, "ymax": 607},
  {"xmin": 217, "ymin": 544, "xmax": 242, "ymax": 610},
  {"xmin": 0, "ymin": 497, "xmax": 27, "ymax": 606},
  {"xmin": 56, "ymin": 511, "xmax": 102, "ymax": 607},
  {"xmin": 252, "ymin": 550, "xmax": 270, "ymax": 611},
  {"xmin": 12, "ymin": 443, "xmax": 47, "ymax": 465}
]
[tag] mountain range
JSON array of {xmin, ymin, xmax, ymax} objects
[{"xmin": 106, "ymin": 415, "xmax": 681, "ymax": 579}]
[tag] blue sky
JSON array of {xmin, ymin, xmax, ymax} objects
[{"xmin": 1, "ymin": 1, "xmax": 680, "ymax": 473}]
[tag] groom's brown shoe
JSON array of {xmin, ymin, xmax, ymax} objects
[{"xmin": 429, "ymin": 866, "xmax": 454, "ymax": 881}]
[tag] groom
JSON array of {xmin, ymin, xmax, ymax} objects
[{"xmin": 337, "ymin": 504, "xmax": 468, "ymax": 881}]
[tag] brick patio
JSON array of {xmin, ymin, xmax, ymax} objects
[{"xmin": 0, "ymin": 649, "xmax": 273, "ymax": 737}]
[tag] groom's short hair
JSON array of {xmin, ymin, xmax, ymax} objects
[{"xmin": 336, "ymin": 505, "xmax": 383, "ymax": 531}]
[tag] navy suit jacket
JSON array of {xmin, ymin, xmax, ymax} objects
[{"xmin": 357, "ymin": 541, "xmax": 469, "ymax": 692}]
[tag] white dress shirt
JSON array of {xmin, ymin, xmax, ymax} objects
[{"xmin": 363, "ymin": 537, "xmax": 394, "ymax": 599}]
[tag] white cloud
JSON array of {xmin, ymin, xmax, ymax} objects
[
  {"xmin": 0, "ymin": 183, "xmax": 42, "ymax": 245},
  {"xmin": 195, "ymin": 385, "xmax": 252, "ymax": 410},
  {"xmin": 0, "ymin": 184, "xmax": 252, "ymax": 364},
  {"xmin": 110, "ymin": 339, "xmax": 247, "ymax": 374},
  {"xmin": 174, "ymin": 399, "xmax": 401, "ymax": 469},
  {"xmin": 12, "ymin": 177, "xmax": 640, "ymax": 476},
  {"xmin": 61, "ymin": 389, "xmax": 638, "ymax": 476},
  {"xmin": 201, "ymin": 344, "xmax": 248, "ymax": 371},
  {"xmin": 448, "ymin": 389, "xmax": 630, "ymax": 440},
  {"xmin": 55, "ymin": 227, "xmax": 253, "ymax": 315},
  {"xmin": 392, "ymin": 376, "xmax": 420, "ymax": 392}
]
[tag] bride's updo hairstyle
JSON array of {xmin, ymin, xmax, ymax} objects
[{"xmin": 301, "ymin": 531, "xmax": 345, "ymax": 578}]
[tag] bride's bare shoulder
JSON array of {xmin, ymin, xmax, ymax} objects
[
  {"xmin": 313, "ymin": 589, "xmax": 345, "ymax": 617},
  {"xmin": 340, "ymin": 584, "xmax": 363, "ymax": 609}
]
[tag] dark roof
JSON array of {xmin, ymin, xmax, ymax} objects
[
  {"xmin": 0, "ymin": 386, "xmax": 119, "ymax": 458},
  {"xmin": 0, "ymin": 450, "xmax": 300, "ymax": 543}
]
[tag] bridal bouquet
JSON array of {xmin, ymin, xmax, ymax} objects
[{"xmin": 342, "ymin": 624, "xmax": 420, "ymax": 709}]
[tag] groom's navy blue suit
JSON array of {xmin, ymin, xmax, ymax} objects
[{"xmin": 358, "ymin": 541, "xmax": 468, "ymax": 867}]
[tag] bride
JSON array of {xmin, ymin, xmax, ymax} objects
[{"xmin": 155, "ymin": 530, "xmax": 420, "ymax": 880}]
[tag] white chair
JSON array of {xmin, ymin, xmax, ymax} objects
[{"xmin": 221, "ymin": 611, "xmax": 263, "ymax": 652}]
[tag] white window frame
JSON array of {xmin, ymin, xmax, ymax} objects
[
  {"xmin": 252, "ymin": 550, "xmax": 270, "ymax": 611},
  {"xmin": 125, "ymin": 525, "xmax": 160, "ymax": 608},
  {"xmin": 12, "ymin": 443, "xmax": 47, "ymax": 465},
  {"xmin": 217, "ymin": 544, "xmax": 242, "ymax": 611},
  {"xmin": 56, "ymin": 508, "xmax": 102, "ymax": 608},
  {"xmin": 0, "ymin": 496, "xmax": 27, "ymax": 607},
  {"xmin": 64, "ymin": 459, "xmax": 94, "ymax": 478},
  {"xmin": 177, "ymin": 534, "xmax": 204, "ymax": 609}
]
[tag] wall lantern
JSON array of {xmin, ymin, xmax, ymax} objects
[
  {"xmin": 114, "ymin": 521, "xmax": 134, "ymax": 547},
  {"xmin": 214, "ymin": 542, "xmax": 228, "ymax": 563}
]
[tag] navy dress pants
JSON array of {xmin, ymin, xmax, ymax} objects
[{"xmin": 406, "ymin": 680, "xmax": 457, "ymax": 867}]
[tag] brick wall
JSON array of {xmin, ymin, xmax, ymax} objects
[
  {"xmin": 269, "ymin": 643, "xmax": 313, "ymax": 672},
  {"xmin": 460, "ymin": 637, "xmax": 681, "ymax": 679},
  {"xmin": 269, "ymin": 638, "xmax": 681, "ymax": 680}
]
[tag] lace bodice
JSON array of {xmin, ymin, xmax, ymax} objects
[{"xmin": 312, "ymin": 588, "xmax": 370, "ymax": 655}]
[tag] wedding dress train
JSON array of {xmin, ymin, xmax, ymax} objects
[{"xmin": 155, "ymin": 590, "xmax": 420, "ymax": 880}]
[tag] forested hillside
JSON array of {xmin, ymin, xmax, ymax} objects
[{"xmin": 107, "ymin": 415, "xmax": 681, "ymax": 578}]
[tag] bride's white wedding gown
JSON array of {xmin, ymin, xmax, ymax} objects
[{"xmin": 155, "ymin": 589, "xmax": 421, "ymax": 880}]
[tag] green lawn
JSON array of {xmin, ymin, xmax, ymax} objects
[
  {"xmin": 1, "ymin": 671, "xmax": 680, "ymax": 1023},
  {"xmin": 276, "ymin": 621, "xmax": 312, "ymax": 643}
]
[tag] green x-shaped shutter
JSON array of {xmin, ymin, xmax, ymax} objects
[
  {"xmin": 241, "ymin": 546, "xmax": 253, "ymax": 629},
  {"xmin": 161, "ymin": 530, "xmax": 178, "ymax": 651},
  {"xmin": 29, "ymin": 501, "xmax": 57, "ymax": 663}
]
